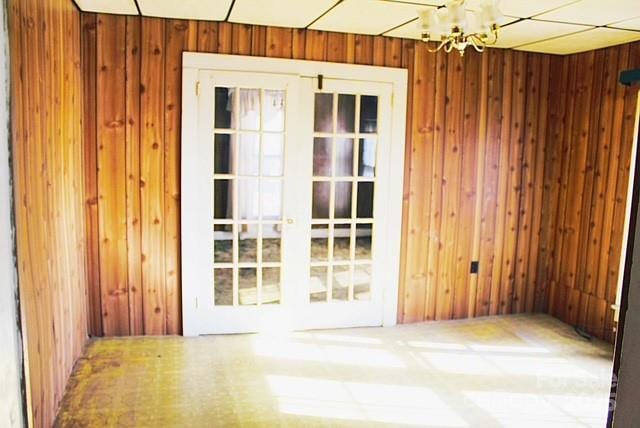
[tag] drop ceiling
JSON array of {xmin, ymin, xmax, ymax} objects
[{"xmin": 74, "ymin": 0, "xmax": 640, "ymax": 55}]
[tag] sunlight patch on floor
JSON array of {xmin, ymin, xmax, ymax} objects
[
  {"xmin": 252, "ymin": 336, "xmax": 406, "ymax": 368},
  {"xmin": 268, "ymin": 375, "xmax": 468, "ymax": 427},
  {"xmin": 463, "ymin": 391, "xmax": 610, "ymax": 428}
]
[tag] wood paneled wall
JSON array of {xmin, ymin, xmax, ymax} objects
[
  {"xmin": 80, "ymin": 13, "xmax": 640, "ymax": 341},
  {"xmin": 400, "ymin": 44, "xmax": 553, "ymax": 323},
  {"xmin": 9, "ymin": 0, "xmax": 88, "ymax": 426},
  {"xmin": 81, "ymin": 15, "xmax": 556, "ymax": 336},
  {"xmin": 538, "ymin": 43, "xmax": 640, "ymax": 342}
]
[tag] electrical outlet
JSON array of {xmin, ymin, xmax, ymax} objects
[{"xmin": 470, "ymin": 261, "xmax": 479, "ymax": 274}]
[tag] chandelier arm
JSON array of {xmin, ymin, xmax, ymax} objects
[
  {"xmin": 444, "ymin": 39, "xmax": 454, "ymax": 53},
  {"xmin": 484, "ymin": 31, "xmax": 499, "ymax": 46},
  {"xmin": 469, "ymin": 35, "xmax": 486, "ymax": 53},
  {"xmin": 426, "ymin": 38, "xmax": 450, "ymax": 54}
]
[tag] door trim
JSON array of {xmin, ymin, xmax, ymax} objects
[{"xmin": 181, "ymin": 53, "xmax": 408, "ymax": 336}]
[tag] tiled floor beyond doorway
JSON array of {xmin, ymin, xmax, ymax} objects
[{"xmin": 55, "ymin": 314, "xmax": 613, "ymax": 427}]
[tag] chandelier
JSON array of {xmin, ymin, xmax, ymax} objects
[{"xmin": 418, "ymin": 0, "xmax": 504, "ymax": 56}]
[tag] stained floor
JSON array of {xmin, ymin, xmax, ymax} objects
[{"xmin": 55, "ymin": 314, "xmax": 613, "ymax": 427}]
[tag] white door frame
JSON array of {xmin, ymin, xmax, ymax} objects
[{"xmin": 181, "ymin": 53, "xmax": 407, "ymax": 336}]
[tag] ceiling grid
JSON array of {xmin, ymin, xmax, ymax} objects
[{"xmin": 74, "ymin": 0, "xmax": 640, "ymax": 54}]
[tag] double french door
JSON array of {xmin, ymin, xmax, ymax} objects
[{"xmin": 182, "ymin": 54, "xmax": 406, "ymax": 335}]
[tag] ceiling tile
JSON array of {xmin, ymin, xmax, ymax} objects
[
  {"xmin": 499, "ymin": 0, "xmax": 579, "ymax": 19},
  {"xmin": 229, "ymin": 0, "xmax": 337, "ymax": 28},
  {"xmin": 493, "ymin": 19, "xmax": 590, "ymax": 48},
  {"xmin": 75, "ymin": 0, "xmax": 138, "ymax": 15},
  {"xmin": 384, "ymin": 0, "xmax": 443, "ymax": 5},
  {"xmin": 384, "ymin": 15, "xmax": 518, "ymax": 40},
  {"xmin": 383, "ymin": 18, "xmax": 422, "ymax": 40},
  {"xmin": 535, "ymin": 0, "xmax": 640, "ymax": 26},
  {"xmin": 610, "ymin": 15, "xmax": 640, "ymax": 31},
  {"xmin": 137, "ymin": 0, "xmax": 233, "ymax": 20},
  {"xmin": 466, "ymin": 0, "xmax": 579, "ymax": 19},
  {"xmin": 517, "ymin": 27, "xmax": 640, "ymax": 54},
  {"xmin": 310, "ymin": 0, "xmax": 432, "ymax": 35}
]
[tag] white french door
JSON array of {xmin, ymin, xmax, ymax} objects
[
  {"xmin": 293, "ymin": 77, "xmax": 393, "ymax": 330},
  {"xmin": 182, "ymin": 54, "xmax": 406, "ymax": 336}
]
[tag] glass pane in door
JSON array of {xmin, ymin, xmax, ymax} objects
[
  {"xmin": 262, "ymin": 267, "xmax": 281, "ymax": 304},
  {"xmin": 214, "ymin": 269, "xmax": 233, "ymax": 306},
  {"xmin": 309, "ymin": 91, "xmax": 378, "ymax": 303},
  {"xmin": 262, "ymin": 224, "xmax": 281, "ymax": 263},
  {"xmin": 214, "ymin": 224, "xmax": 233, "ymax": 263},
  {"xmin": 212, "ymin": 86, "xmax": 286, "ymax": 306},
  {"xmin": 359, "ymin": 95, "xmax": 378, "ymax": 133}
]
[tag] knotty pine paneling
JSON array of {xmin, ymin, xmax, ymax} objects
[
  {"xmin": 82, "ymin": 15, "xmax": 553, "ymax": 336},
  {"xmin": 9, "ymin": 0, "xmax": 88, "ymax": 426},
  {"xmin": 540, "ymin": 42, "xmax": 640, "ymax": 341},
  {"xmin": 81, "ymin": 14, "xmax": 640, "ymax": 342}
]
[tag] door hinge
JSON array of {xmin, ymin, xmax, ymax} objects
[
  {"xmin": 195, "ymin": 81, "xmax": 201, "ymax": 96},
  {"xmin": 195, "ymin": 297, "xmax": 199, "ymax": 308}
]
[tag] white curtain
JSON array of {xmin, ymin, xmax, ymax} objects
[{"xmin": 226, "ymin": 89, "xmax": 285, "ymax": 222}]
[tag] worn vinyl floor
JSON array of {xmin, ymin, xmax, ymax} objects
[{"xmin": 55, "ymin": 314, "xmax": 613, "ymax": 428}]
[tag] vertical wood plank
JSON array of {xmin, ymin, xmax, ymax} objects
[
  {"xmin": 250, "ymin": 25, "xmax": 266, "ymax": 56},
  {"xmin": 436, "ymin": 51, "xmax": 464, "ymax": 320},
  {"xmin": 197, "ymin": 21, "xmax": 218, "ymax": 53},
  {"xmin": 453, "ymin": 51, "xmax": 482, "ymax": 319},
  {"xmin": 559, "ymin": 51, "xmax": 594, "ymax": 297},
  {"xmin": 97, "ymin": 14, "xmax": 130, "ymax": 335},
  {"xmin": 468, "ymin": 51, "xmax": 490, "ymax": 317},
  {"xmin": 140, "ymin": 17, "xmax": 167, "ymax": 335},
  {"xmin": 535, "ymin": 55, "xmax": 569, "ymax": 312},
  {"xmin": 489, "ymin": 50, "xmax": 513, "ymax": 315},
  {"xmin": 596, "ymin": 45, "xmax": 628, "ymax": 301},
  {"xmin": 81, "ymin": 12, "xmax": 102, "ymax": 336},
  {"xmin": 326, "ymin": 32, "xmax": 348, "ymax": 62},
  {"xmin": 384, "ymin": 37, "xmax": 403, "ymax": 68},
  {"xmin": 164, "ymin": 19, "xmax": 197, "ymax": 335},
  {"xmin": 588, "ymin": 46, "xmax": 620, "ymax": 300},
  {"xmin": 576, "ymin": 49, "xmax": 605, "ymax": 302},
  {"xmin": 425, "ymin": 48, "xmax": 448, "ymax": 321},
  {"xmin": 499, "ymin": 51, "xmax": 526, "ymax": 315},
  {"xmin": 476, "ymin": 49, "xmax": 504, "ymax": 316},
  {"xmin": 550, "ymin": 54, "xmax": 578, "ymax": 321},
  {"xmin": 232, "ymin": 23, "xmax": 253, "ymax": 55},
  {"xmin": 400, "ymin": 42, "xmax": 434, "ymax": 322},
  {"xmin": 525, "ymin": 54, "xmax": 549, "ymax": 312},
  {"xmin": 354, "ymin": 34, "xmax": 374, "ymax": 65},
  {"xmin": 397, "ymin": 39, "xmax": 416, "ymax": 322},
  {"xmin": 292, "ymin": 28, "xmax": 306, "ymax": 59},
  {"xmin": 304, "ymin": 30, "xmax": 327, "ymax": 61},
  {"xmin": 514, "ymin": 54, "xmax": 540, "ymax": 313},
  {"xmin": 373, "ymin": 36, "xmax": 385, "ymax": 66},
  {"xmin": 217, "ymin": 22, "xmax": 233, "ymax": 54},
  {"xmin": 266, "ymin": 27, "xmax": 293, "ymax": 58},
  {"xmin": 125, "ymin": 16, "xmax": 144, "ymax": 335}
]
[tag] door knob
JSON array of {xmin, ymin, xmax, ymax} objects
[{"xmin": 286, "ymin": 218, "xmax": 294, "ymax": 224}]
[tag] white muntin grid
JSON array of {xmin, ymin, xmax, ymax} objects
[
  {"xmin": 310, "ymin": 91, "xmax": 378, "ymax": 303},
  {"xmin": 212, "ymin": 86, "xmax": 286, "ymax": 307}
]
